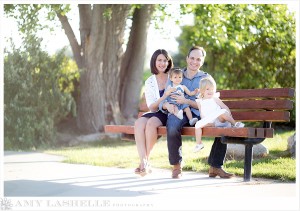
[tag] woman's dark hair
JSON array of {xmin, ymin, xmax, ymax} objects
[{"xmin": 150, "ymin": 49, "xmax": 174, "ymax": 75}]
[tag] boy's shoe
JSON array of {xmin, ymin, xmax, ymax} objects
[
  {"xmin": 189, "ymin": 118, "xmax": 198, "ymax": 126},
  {"xmin": 193, "ymin": 143, "xmax": 204, "ymax": 153},
  {"xmin": 176, "ymin": 109, "xmax": 183, "ymax": 120},
  {"xmin": 234, "ymin": 122, "xmax": 245, "ymax": 128}
]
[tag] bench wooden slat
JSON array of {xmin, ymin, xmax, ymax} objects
[
  {"xmin": 139, "ymin": 96, "xmax": 294, "ymax": 112},
  {"xmin": 231, "ymin": 111, "xmax": 290, "ymax": 122},
  {"xmin": 225, "ymin": 99, "xmax": 293, "ymax": 110},
  {"xmin": 105, "ymin": 125, "xmax": 135, "ymax": 134},
  {"xmin": 219, "ymin": 88, "xmax": 294, "ymax": 99},
  {"xmin": 138, "ymin": 111, "xmax": 290, "ymax": 122},
  {"xmin": 104, "ymin": 125, "xmax": 274, "ymax": 138}
]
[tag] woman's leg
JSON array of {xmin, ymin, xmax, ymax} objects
[
  {"xmin": 134, "ymin": 117, "xmax": 148, "ymax": 167},
  {"xmin": 144, "ymin": 117, "xmax": 163, "ymax": 161}
]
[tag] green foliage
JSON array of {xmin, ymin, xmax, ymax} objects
[
  {"xmin": 4, "ymin": 4, "xmax": 71, "ymax": 35},
  {"xmin": 177, "ymin": 4, "xmax": 295, "ymax": 89},
  {"xmin": 103, "ymin": 8, "xmax": 113, "ymax": 20},
  {"xmin": 4, "ymin": 37, "xmax": 77, "ymax": 150},
  {"xmin": 175, "ymin": 4, "xmax": 296, "ymax": 126}
]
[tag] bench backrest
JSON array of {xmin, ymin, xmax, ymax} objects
[{"xmin": 139, "ymin": 88, "xmax": 295, "ymax": 123}]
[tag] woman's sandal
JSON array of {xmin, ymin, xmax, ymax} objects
[
  {"xmin": 139, "ymin": 160, "xmax": 152, "ymax": 177},
  {"xmin": 134, "ymin": 167, "xmax": 141, "ymax": 174},
  {"xmin": 140, "ymin": 165, "xmax": 152, "ymax": 177}
]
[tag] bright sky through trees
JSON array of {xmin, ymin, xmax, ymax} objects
[
  {"xmin": 3, "ymin": 4, "xmax": 192, "ymax": 58},
  {"xmin": 2, "ymin": 3, "xmax": 298, "ymax": 62}
]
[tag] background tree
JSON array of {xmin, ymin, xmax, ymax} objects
[
  {"xmin": 176, "ymin": 4, "xmax": 295, "ymax": 90},
  {"xmin": 5, "ymin": 4, "xmax": 156, "ymax": 134},
  {"xmin": 174, "ymin": 4, "xmax": 296, "ymax": 126}
]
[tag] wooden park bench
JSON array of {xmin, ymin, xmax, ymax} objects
[{"xmin": 105, "ymin": 87, "xmax": 295, "ymax": 181}]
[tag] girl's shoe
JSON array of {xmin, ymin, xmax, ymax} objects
[
  {"xmin": 234, "ymin": 122, "xmax": 245, "ymax": 128},
  {"xmin": 193, "ymin": 143, "xmax": 204, "ymax": 153}
]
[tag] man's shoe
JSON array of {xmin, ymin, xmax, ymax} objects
[
  {"xmin": 172, "ymin": 164, "xmax": 182, "ymax": 179},
  {"xmin": 208, "ymin": 166, "xmax": 234, "ymax": 179}
]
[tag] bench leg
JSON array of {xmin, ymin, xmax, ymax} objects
[{"xmin": 244, "ymin": 144, "xmax": 253, "ymax": 182}]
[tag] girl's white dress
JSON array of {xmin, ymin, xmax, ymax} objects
[{"xmin": 195, "ymin": 97, "xmax": 228, "ymax": 129}]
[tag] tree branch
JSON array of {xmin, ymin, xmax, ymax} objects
[{"xmin": 56, "ymin": 11, "xmax": 83, "ymax": 69}]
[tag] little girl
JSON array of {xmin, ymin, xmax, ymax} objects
[
  {"xmin": 194, "ymin": 76, "xmax": 244, "ymax": 152},
  {"xmin": 165, "ymin": 68, "xmax": 199, "ymax": 126}
]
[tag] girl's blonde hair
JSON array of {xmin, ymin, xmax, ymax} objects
[{"xmin": 199, "ymin": 76, "xmax": 217, "ymax": 97}]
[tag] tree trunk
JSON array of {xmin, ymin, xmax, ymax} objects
[
  {"xmin": 57, "ymin": 4, "xmax": 154, "ymax": 133},
  {"xmin": 76, "ymin": 4, "xmax": 130, "ymax": 133},
  {"xmin": 120, "ymin": 5, "xmax": 155, "ymax": 123}
]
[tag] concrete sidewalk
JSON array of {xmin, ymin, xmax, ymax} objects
[{"xmin": 3, "ymin": 151, "xmax": 299, "ymax": 210}]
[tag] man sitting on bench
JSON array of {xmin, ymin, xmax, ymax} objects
[{"xmin": 160, "ymin": 46, "xmax": 234, "ymax": 179}]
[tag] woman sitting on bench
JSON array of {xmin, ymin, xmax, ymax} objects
[{"xmin": 134, "ymin": 49, "xmax": 174, "ymax": 176}]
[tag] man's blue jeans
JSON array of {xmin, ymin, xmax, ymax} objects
[{"xmin": 166, "ymin": 113, "xmax": 227, "ymax": 168}]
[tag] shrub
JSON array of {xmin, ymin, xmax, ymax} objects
[{"xmin": 4, "ymin": 38, "xmax": 77, "ymax": 149}]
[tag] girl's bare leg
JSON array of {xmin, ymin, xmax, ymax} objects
[
  {"xmin": 219, "ymin": 113, "xmax": 236, "ymax": 125},
  {"xmin": 195, "ymin": 127, "xmax": 203, "ymax": 145}
]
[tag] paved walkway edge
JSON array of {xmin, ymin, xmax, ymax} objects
[{"xmin": 3, "ymin": 151, "xmax": 300, "ymax": 211}]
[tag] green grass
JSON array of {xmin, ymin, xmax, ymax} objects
[{"xmin": 44, "ymin": 129, "xmax": 296, "ymax": 182}]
